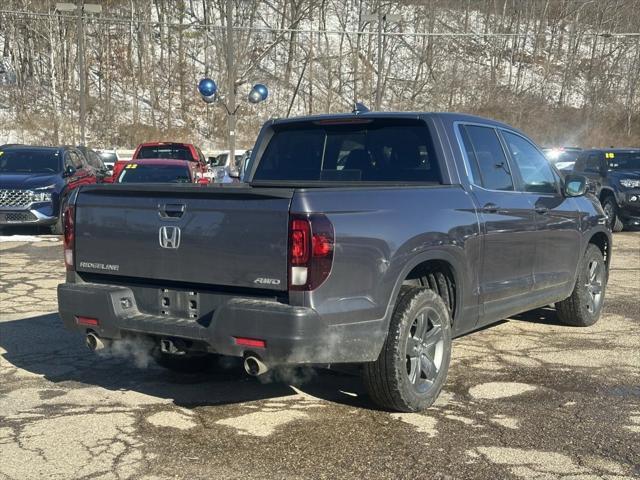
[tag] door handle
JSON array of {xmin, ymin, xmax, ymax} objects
[
  {"xmin": 535, "ymin": 206, "xmax": 549, "ymax": 214},
  {"xmin": 158, "ymin": 203, "xmax": 186, "ymax": 219},
  {"xmin": 482, "ymin": 203, "xmax": 499, "ymax": 213}
]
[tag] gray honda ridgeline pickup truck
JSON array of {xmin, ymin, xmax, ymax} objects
[{"xmin": 58, "ymin": 112, "xmax": 611, "ymax": 412}]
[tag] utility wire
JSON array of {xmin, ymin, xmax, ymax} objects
[{"xmin": 0, "ymin": 9, "xmax": 639, "ymax": 37}]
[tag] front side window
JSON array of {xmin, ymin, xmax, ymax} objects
[
  {"xmin": 460, "ymin": 125, "xmax": 514, "ymax": 191},
  {"xmin": 70, "ymin": 151, "xmax": 84, "ymax": 169},
  {"xmin": 586, "ymin": 154, "xmax": 601, "ymax": 173},
  {"xmin": 253, "ymin": 119, "xmax": 442, "ymax": 183},
  {"xmin": 502, "ymin": 131, "xmax": 558, "ymax": 194}
]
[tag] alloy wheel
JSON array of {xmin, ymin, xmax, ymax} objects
[
  {"xmin": 585, "ymin": 258, "xmax": 604, "ymax": 313},
  {"xmin": 405, "ymin": 308, "xmax": 444, "ymax": 393}
]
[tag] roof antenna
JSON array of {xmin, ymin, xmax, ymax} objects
[{"xmin": 352, "ymin": 102, "xmax": 370, "ymax": 115}]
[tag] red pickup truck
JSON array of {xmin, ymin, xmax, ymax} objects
[
  {"xmin": 114, "ymin": 159, "xmax": 207, "ymax": 184},
  {"xmin": 132, "ymin": 142, "xmax": 208, "ymax": 174}
]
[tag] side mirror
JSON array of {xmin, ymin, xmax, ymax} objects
[
  {"xmin": 564, "ymin": 174, "xmax": 588, "ymax": 197},
  {"xmin": 63, "ymin": 165, "xmax": 76, "ymax": 178}
]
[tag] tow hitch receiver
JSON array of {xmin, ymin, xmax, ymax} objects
[{"xmin": 160, "ymin": 338, "xmax": 187, "ymax": 355}]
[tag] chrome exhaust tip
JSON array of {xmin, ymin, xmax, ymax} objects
[
  {"xmin": 244, "ymin": 355, "xmax": 269, "ymax": 376},
  {"xmin": 86, "ymin": 332, "xmax": 108, "ymax": 352}
]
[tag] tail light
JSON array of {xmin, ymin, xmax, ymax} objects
[
  {"xmin": 63, "ymin": 205, "xmax": 75, "ymax": 271},
  {"xmin": 288, "ymin": 214, "xmax": 334, "ymax": 291}
]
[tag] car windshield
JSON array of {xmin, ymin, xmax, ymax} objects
[
  {"xmin": 136, "ymin": 145, "xmax": 192, "ymax": 160},
  {"xmin": 99, "ymin": 153, "xmax": 118, "ymax": 163},
  {"xmin": 547, "ymin": 151, "xmax": 580, "ymax": 164},
  {"xmin": 118, "ymin": 164, "xmax": 191, "ymax": 183},
  {"xmin": 608, "ymin": 152, "xmax": 640, "ymax": 170},
  {"xmin": 253, "ymin": 119, "xmax": 442, "ymax": 183},
  {"xmin": 0, "ymin": 149, "xmax": 61, "ymax": 173},
  {"xmin": 210, "ymin": 154, "xmax": 228, "ymax": 167}
]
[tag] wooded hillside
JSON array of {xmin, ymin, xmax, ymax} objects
[{"xmin": 1, "ymin": 0, "xmax": 638, "ymax": 149}]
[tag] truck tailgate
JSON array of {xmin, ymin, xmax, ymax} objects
[{"xmin": 74, "ymin": 184, "xmax": 293, "ymax": 291}]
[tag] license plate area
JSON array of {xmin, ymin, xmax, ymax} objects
[{"xmin": 158, "ymin": 289, "xmax": 200, "ymax": 319}]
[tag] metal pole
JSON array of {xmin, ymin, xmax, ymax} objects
[
  {"xmin": 225, "ymin": 0, "xmax": 235, "ymax": 168},
  {"xmin": 77, "ymin": 0, "xmax": 86, "ymax": 145},
  {"xmin": 374, "ymin": 10, "xmax": 383, "ymax": 110}
]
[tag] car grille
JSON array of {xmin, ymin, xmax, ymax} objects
[
  {"xmin": 0, "ymin": 189, "xmax": 36, "ymax": 207},
  {"xmin": 0, "ymin": 211, "xmax": 38, "ymax": 222}
]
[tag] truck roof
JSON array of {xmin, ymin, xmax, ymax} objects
[
  {"xmin": 268, "ymin": 111, "xmax": 517, "ymax": 131},
  {"xmin": 124, "ymin": 158, "xmax": 192, "ymax": 166}
]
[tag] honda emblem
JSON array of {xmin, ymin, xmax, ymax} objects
[{"xmin": 159, "ymin": 226, "xmax": 181, "ymax": 249}]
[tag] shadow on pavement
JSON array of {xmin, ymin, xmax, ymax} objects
[
  {"xmin": 0, "ymin": 225, "xmax": 53, "ymax": 236},
  {"xmin": 510, "ymin": 305, "xmax": 568, "ymax": 326},
  {"xmin": 0, "ymin": 312, "xmax": 369, "ymax": 409}
]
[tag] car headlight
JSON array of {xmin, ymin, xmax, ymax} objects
[
  {"xmin": 620, "ymin": 179, "xmax": 640, "ymax": 188},
  {"xmin": 31, "ymin": 184, "xmax": 55, "ymax": 202},
  {"xmin": 31, "ymin": 191, "xmax": 52, "ymax": 202}
]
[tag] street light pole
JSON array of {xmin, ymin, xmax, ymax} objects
[
  {"xmin": 225, "ymin": 0, "xmax": 236, "ymax": 167},
  {"xmin": 77, "ymin": 0, "xmax": 86, "ymax": 145},
  {"xmin": 375, "ymin": 8, "xmax": 383, "ymax": 110},
  {"xmin": 56, "ymin": 2, "xmax": 101, "ymax": 145},
  {"xmin": 364, "ymin": 7, "xmax": 400, "ymax": 111}
]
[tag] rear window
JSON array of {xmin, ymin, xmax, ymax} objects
[
  {"xmin": 136, "ymin": 145, "xmax": 193, "ymax": 161},
  {"xmin": 117, "ymin": 164, "xmax": 192, "ymax": 183},
  {"xmin": 252, "ymin": 119, "xmax": 442, "ymax": 183}
]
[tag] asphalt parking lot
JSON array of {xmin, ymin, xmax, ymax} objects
[{"xmin": 0, "ymin": 231, "xmax": 638, "ymax": 480}]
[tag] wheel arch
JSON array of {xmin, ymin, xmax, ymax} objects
[
  {"xmin": 383, "ymin": 249, "xmax": 465, "ymax": 333},
  {"xmin": 588, "ymin": 230, "xmax": 611, "ymax": 268},
  {"xmin": 599, "ymin": 187, "xmax": 616, "ymax": 204}
]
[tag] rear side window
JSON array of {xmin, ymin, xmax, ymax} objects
[
  {"xmin": 460, "ymin": 125, "xmax": 514, "ymax": 191},
  {"xmin": 502, "ymin": 131, "xmax": 558, "ymax": 194},
  {"xmin": 137, "ymin": 145, "xmax": 193, "ymax": 161},
  {"xmin": 253, "ymin": 119, "xmax": 442, "ymax": 183}
]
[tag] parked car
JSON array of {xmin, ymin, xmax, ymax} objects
[
  {"xmin": 76, "ymin": 145, "xmax": 110, "ymax": 182},
  {"xmin": 58, "ymin": 112, "xmax": 610, "ymax": 412},
  {"xmin": 209, "ymin": 150, "xmax": 245, "ymax": 168},
  {"xmin": 115, "ymin": 159, "xmax": 207, "ymax": 184},
  {"xmin": 132, "ymin": 142, "xmax": 208, "ymax": 174},
  {"xmin": 238, "ymin": 149, "xmax": 252, "ymax": 180},
  {"xmin": 572, "ymin": 148, "xmax": 640, "ymax": 231},
  {"xmin": 97, "ymin": 149, "xmax": 120, "ymax": 173},
  {"xmin": 0, "ymin": 145, "xmax": 100, "ymax": 233},
  {"xmin": 542, "ymin": 147, "xmax": 582, "ymax": 176}
]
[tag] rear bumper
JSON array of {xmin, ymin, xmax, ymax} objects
[{"xmin": 57, "ymin": 282, "xmax": 384, "ymax": 365}]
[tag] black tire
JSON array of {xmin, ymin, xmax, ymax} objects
[
  {"xmin": 363, "ymin": 286, "xmax": 452, "ymax": 412},
  {"xmin": 602, "ymin": 196, "xmax": 624, "ymax": 232},
  {"xmin": 556, "ymin": 244, "xmax": 607, "ymax": 327},
  {"xmin": 154, "ymin": 352, "xmax": 213, "ymax": 373},
  {"xmin": 50, "ymin": 195, "xmax": 68, "ymax": 235},
  {"xmin": 50, "ymin": 216, "xmax": 63, "ymax": 235}
]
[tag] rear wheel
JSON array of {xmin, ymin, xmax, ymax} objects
[
  {"xmin": 363, "ymin": 286, "xmax": 452, "ymax": 412},
  {"xmin": 602, "ymin": 196, "xmax": 624, "ymax": 232},
  {"xmin": 556, "ymin": 244, "xmax": 607, "ymax": 327}
]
